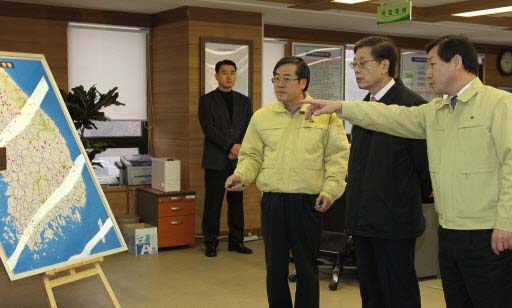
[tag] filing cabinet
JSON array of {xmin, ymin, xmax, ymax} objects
[{"xmin": 137, "ymin": 187, "xmax": 196, "ymax": 248}]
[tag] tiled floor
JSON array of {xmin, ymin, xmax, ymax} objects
[{"xmin": 0, "ymin": 239, "xmax": 446, "ymax": 307}]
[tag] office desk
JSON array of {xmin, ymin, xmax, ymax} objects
[{"xmin": 137, "ymin": 187, "xmax": 196, "ymax": 248}]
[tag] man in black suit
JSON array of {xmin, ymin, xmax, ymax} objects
[
  {"xmin": 346, "ymin": 36, "xmax": 432, "ymax": 307},
  {"xmin": 198, "ymin": 59, "xmax": 253, "ymax": 257}
]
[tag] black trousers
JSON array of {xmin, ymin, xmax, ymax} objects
[
  {"xmin": 354, "ymin": 236, "xmax": 420, "ymax": 308},
  {"xmin": 202, "ymin": 168, "xmax": 244, "ymax": 247},
  {"xmin": 438, "ymin": 227, "xmax": 512, "ymax": 308},
  {"xmin": 261, "ymin": 192, "xmax": 322, "ymax": 308}
]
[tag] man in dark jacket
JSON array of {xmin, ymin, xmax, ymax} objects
[
  {"xmin": 346, "ymin": 36, "xmax": 432, "ymax": 307},
  {"xmin": 198, "ymin": 59, "xmax": 253, "ymax": 257}
]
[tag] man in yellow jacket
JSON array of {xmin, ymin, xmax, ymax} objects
[
  {"xmin": 303, "ymin": 35, "xmax": 512, "ymax": 308},
  {"xmin": 226, "ymin": 56, "xmax": 349, "ymax": 308}
]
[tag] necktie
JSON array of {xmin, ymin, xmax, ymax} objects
[
  {"xmin": 370, "ymin": 95, "xmax": 377, "ymax": 102},
  {"xmin": 450, "ymin": 96, "xmax": 457, "ymax": 109}
]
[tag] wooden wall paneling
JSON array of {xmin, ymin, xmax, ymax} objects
[
  {"xmin": 0, "ymin": 16, "xmax": 68, "ymax": 89},
  {"xmin": 484, "ymin": 53, "xmax": 512, "ymax": 88},
  {"xmin": 0, "ymin": 0, "xmax": 151, "ymax": 27},
  {"xmin": 266, "ymin": 25, "xmax": 372, "ymax": 48},
  {"xmin": 150, "ymin": 20, "xmax": 189, "ymax": 167},
  {"xmin": 188, "ymin": 15, "xmax": 263, "ymax": 235},
  {"xmin": 186, "ymin": 6, "xmax": 261, "ymax": 26}
]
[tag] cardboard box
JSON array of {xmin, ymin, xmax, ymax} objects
[
  {"xmin": 122, "ymin": 223, "xmax": 158, "ymax": 255},
  {"xmin": 151, "ymin": 158, "xmax": 180, "ymax": 192}
]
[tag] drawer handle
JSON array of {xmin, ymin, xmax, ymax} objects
[
  {"xmin": 170, "ymin": 207, "xmax": 182, "ymax": 211},
  {"xmin": 170, "ymin": 221, "xmax": 183, "ymax": 225},
  {"xmin": 171, "ymin": 197, "xmax": 181, "ymax": 200}
]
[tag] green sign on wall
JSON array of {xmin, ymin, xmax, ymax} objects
[{"xmin": 377, "ymin": 1, "xmax": 412, "ymax": 25}]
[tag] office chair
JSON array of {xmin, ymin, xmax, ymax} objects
[{"xmin": 289, "ymin": 193, "xmax": 356, "ymax": 291}]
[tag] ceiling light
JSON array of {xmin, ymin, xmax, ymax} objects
[
  {"xmin": 453, "ymin": 6, "xmax": 512, "ymax": 17},
  {"xmin": 331, "ymin": 0, "xmax": 371, "ymax": 4}
]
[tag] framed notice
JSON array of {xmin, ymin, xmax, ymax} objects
[
  {"xmin": 400, "ymin": 50, "xmax": 439, "ymax": 101},
  {"xmin": 0, "ymin": 51, "xmax": 126, "ymax": 280},
  {"xmin": 292, "ymin": 43, "xmax": 344, "ymax": 100},
  {"xmin": 200, "ymin": 37, "xmax": 252, "ymax": 100}
]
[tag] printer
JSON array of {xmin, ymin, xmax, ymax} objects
[
  {"xmin": 152, "ymin": 158, "xmax": 180, "ymax": 192},
  {"xmin": 116, "ymin": 155, "xmax": 152, "ymax": 185}
]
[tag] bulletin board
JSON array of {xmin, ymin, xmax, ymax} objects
[{"xmin": 292, "ymin": 43, "xmax": 344, "ymax": 100}]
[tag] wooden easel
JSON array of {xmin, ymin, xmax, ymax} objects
[{"xmin": 42, "ymin": 257, "xmax": 121, "ymax": 308}]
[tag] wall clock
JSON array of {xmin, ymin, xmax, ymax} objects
[{"xmin": 498, "ymin": 49, "xmax": 512, "ymax": 76}]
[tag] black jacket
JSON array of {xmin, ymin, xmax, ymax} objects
[
  {"xmin": 198, "ymin": 88, "xmax": 252, "ymax": 171},
  {"xmin": 346, "ymin": 79, "xmax": 432, "ymax": 239}
]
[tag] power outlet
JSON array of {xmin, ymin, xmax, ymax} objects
[{"xmin": 244, "ymin": 235, "xmax": 258, "ymax": 242}]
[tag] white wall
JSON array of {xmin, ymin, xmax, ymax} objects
[{"xmin": 262, "ymin": 39, "xmax": 286, "ymax": 106}]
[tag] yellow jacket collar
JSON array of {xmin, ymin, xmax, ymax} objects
[
  {"xmin": 273, "ymin": 93, "xmax": 312, "ymax": 113},
  {"xmin": 436, "ymin": 78, "xmax": 483, "ymax": 110}
]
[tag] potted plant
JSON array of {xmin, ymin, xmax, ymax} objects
[{"xmin": 60, "ymin": 85, "xmax": 125, "ymax": 165}]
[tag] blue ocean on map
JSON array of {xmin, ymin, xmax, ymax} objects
[{"xmin": 0, "ymin": 58, "xmax": 123, "ymax": 276}]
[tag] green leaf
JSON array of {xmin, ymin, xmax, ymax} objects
[{"xmin": 60, "ymin": 85, "xmax": 125, "ymax": 162}]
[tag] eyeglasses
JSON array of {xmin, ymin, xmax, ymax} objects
[
  {"xmin": 271, "ymin": 77, "xmax": 300, "ymax": 84},
  {"xmin": 349, "ymin": 59, "xmax": 377, "ymax": 69}
]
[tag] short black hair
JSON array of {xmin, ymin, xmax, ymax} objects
[
  {"xmin": 354, "ymin": 36, "xmax": 397, "ymax": 77},
  {"xmin": 272, "ymin": 56, "xmax": 310, "ymax": 92},
  {"xmin": 425, "ymin": 35, "xmax": 479, "ymax": 75},
  {"xmin": 215, "ymin": 59, "xmax": 237, "ymax": 73}
]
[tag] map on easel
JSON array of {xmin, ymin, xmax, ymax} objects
[{"xmin": 0, "ymin": 51, "xmax": 126, "ymax": 281}]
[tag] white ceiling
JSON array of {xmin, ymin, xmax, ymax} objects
[{"xmin": 8, "ymin": 0, "xmax": 512, "ymax": 46}]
